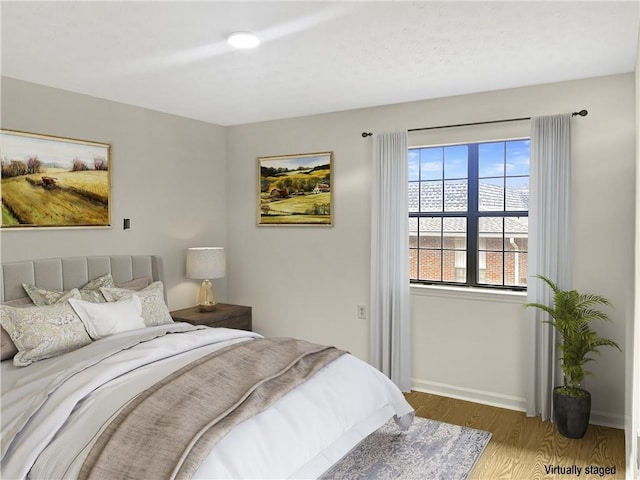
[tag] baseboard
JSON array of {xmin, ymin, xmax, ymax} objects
[
  {"xmin": 590, "ymin": 410, "xmax": 625, "ymax": 430},
  {"xmin": 411, "ymin": 378, "xmax": 526, "ymax": 412},
  {"xmin": 411, "ymin": 378, "xmax": 625, "ymax": 430}
]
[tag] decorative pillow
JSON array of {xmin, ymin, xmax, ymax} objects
[
  {"xmin": 1, "ymin": 327, "xmax": 18, "ymax": 361},
  {"xmin": 0, "ymin": 290, "xmax": 91, "ymax": 367},
  {"xmin": 1, "ymin": 298, "xmax": 34, "ymax": 361},
  {"xmin": 79, "ymin": 274, "xmax": 116, "ymax": 302},
  {"xmin": 3, "ymin": 297, "xmax": 35, "ymax": 308},
  {"xmin": 1, "ymin": 289, "xmax": 80, "ymax": 362},
  {"xmin": 101, "ymin": 281, "xmax": 173, "ymax": 327},
  {"xmin": 22, "ymin": 273, "xmax": 115, "ymax": 305},
  {"xmin": 69, "ymin": 295, "xmax": 146, "ymax": 340},
  {"xmin": 115, "ymin": 276, "xmax": 154, "ymax": 291}
]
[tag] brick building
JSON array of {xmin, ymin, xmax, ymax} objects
[{"xmin": 409, "ymin": 180, "xmax": 528, "ymax": 287}]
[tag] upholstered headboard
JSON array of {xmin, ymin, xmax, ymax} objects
[{"xmin": 0, "ymin": 255, "xmax": 165, "ymax": 304}]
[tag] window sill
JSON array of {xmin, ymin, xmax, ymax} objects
[{"xmin": 410, "ymin": 283, "xmax": 527, "ymax": 304}]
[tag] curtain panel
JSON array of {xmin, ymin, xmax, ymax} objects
[
  {"xmin": 526, "ymin": 114, "xmax": 572, "ymax": 420},
  {"xmin": 370, "ymin": 131, "xmax": 411, "ymax": 392}
]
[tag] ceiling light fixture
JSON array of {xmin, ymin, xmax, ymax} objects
[{"xmin": 227, "ymin": 32, "xmax": 260, "ymax": 49}]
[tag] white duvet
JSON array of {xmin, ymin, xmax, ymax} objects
[{"xmin": 1, "ymin": 323, "xmax": 414, "ymax": 479}]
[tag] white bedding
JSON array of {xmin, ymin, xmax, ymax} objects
[{"xmin": 1, "ymin": 323, "xmax": 414, "ymax": 479}]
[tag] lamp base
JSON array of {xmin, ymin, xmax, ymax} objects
[
  {"xmin": 198, "ymin": 303, "xmax": 218, "ymax": 312},
  {"xmin": 196, "ymin": 279, "xmax": 218, "ymax": 312}
]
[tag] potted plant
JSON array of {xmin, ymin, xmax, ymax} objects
[{"xmin": 525, "ymin": 275, "xmax": 621, "ymax": 439}]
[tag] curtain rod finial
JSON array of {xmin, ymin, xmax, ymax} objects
[
  {"xmin": 362, "ymin": 132, "xmax": 373, "ymax": 138},
  {"xmin": 573, "ymin": 109, "xmax": 588, "ymax": 117}
]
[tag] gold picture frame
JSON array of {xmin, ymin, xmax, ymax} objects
[
  {"xmin": 258, "ymin": 151, "xmax": 333, "ymax": 226},
  {"xmin": 1, "ymin": 129, "xmax": 111, "ymax": 228}
]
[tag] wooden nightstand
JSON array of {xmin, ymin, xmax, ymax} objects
[{"xmin": 170, "ymin": 304, "xmax": 252, "ymax": 331}]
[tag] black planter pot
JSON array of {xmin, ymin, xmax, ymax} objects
[{"xmin": 553, "ymin": 386, "xmax": 591, "ymax": 439}]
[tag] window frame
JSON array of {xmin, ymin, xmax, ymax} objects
[{"xmin": 409, "ymin": 139, "xmax": 529, "ymax": 291}]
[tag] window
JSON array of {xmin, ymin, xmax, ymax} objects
[{"xmin": 409, "ymin": 139, "xmax": 529, "ymax": 290}]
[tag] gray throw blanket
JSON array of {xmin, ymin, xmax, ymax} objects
[{"xmin": 79, "ymin": 337, "xmax": 346, "ymax": 480}]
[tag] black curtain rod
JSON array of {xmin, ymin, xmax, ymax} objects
[{"xmin": 360, "ymin": 109, "xmax": 588, "ymax": 138}]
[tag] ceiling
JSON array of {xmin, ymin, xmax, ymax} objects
[{"xmin": 1, "ymin": 1, "xmax": 638, "ymax": 126}]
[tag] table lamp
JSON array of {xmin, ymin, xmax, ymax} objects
[{"xmin": 186, "ymin": 247, "xmax": 226, "ymax": 311}]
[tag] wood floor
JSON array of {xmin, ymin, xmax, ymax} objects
[{"xmin": 405, "ymin": 391, "xmax": 626, "ymax": 480}]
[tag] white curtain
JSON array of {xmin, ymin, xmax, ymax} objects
[
  {"xmin": 370, "ymin": 131, "xmax": 411, "ymax": 392},
  {"xmin": 526, "ymin": 114, "xmax": 572, "ymax": 420}
]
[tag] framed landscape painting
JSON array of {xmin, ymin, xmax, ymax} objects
[
  {"xmin": 258, "ymin": 151, "xmax": 333, "ymax": 226},
  {"xmin": 1, "ymin": 129, "xmax": 111, "ymax": 228}
]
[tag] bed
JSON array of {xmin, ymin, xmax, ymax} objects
[{"xmin": 0, "ymin": 255, "xmax": 414, "ymax": 479}]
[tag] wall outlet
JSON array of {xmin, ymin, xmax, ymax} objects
[{"xmin": 357, "ymin": 305, "xmax": 367, "ymax": 319}]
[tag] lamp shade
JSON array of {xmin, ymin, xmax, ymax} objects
[{"xmin": 186, "ymin": 247, "xmax": 226, "ymax": 280}]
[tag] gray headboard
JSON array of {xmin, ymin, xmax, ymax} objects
[{"xmin": 0, "ymin": 255, "xmax": 165, "ymax": 303}]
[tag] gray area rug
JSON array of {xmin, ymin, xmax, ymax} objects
[{"xmin": 320, "ymin": 416, "xmax": 492, "ymax": 480}]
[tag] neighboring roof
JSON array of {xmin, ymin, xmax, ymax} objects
[{"xmin": 408, "ymin": 180, "xmax": 528, "ymax": 236}]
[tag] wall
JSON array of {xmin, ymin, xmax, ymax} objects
[
  {"xmin": 1, "ymin": 74, "xmax": 634, "ymax": 428},
  {"xmin": 629, "ymin": 24, "xmax": 640, "ymax": 480},
  {"xmin": 227, "ymin": 74, "xmax": 635, "ymax": 426},
  {"xmin": 0, "ymin": 77, "xmax": 228, "ymax": 310}
]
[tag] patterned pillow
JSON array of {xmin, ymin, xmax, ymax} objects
[
  {"xmin": 0, "ymin": 289, "xmax": 91, "ymax": 366},
  {"xmin": 80, "ymin": 274, "xmax": 116, "ymax": 301},
  {"xmin": 2, "ymin": 299, "xmax": 36, "ymax": 361},
  {"xmin": 101, "ymin": 281, "xmax": 173, "ymax": 327},
  {"xmin": 22, "ymin": 273, "xmax": 115, "ymax": 305}
]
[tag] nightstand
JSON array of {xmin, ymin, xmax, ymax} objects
[{"xmin": 170, "ymin": 303, "xmax": 252, "ymax": 331}]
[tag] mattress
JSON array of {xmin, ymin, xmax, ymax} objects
[{"xmin": 1, "ymin": 323, "xmax": 414, "ymax": 479}]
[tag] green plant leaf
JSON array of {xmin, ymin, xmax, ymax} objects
[{"xmin": 524, "ymin": 275, "xmax": 621, "ymax": 389}]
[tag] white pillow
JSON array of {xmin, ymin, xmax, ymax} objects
[
  {"xmin": 100, "ymin": 281, "xmax": 173, "ymax": 327},
  {"xmin": 69, "ymin": 295, "xmax": 146, "ymax": 340}
]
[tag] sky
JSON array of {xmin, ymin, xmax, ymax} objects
[
  {"xmin": 1, "ymin": 131, "xmax": 108, "ymax": 168},
  {"xmin": 261, "ymin": 153, "xmax": 331, "ymax": 171},
  {"xmin": 409, "ymin": 140, "xmax": 530, "ymax": 183}
]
